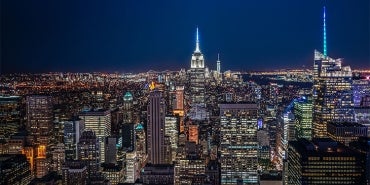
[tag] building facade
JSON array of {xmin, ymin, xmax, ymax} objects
[
  {"xmin": 287, "ymin": 138, "xmax": 366, "ymax": 184},
  {"xmin": 189, "ymin": 28, "xmax": 206, "ymax": 105},
  {"xmin": 312, "ymin": 50, "xmax": 353, "ymax": 138},
  {"xmin": 79, "ymin": 110, "xmax": 111, "ymax": 163},
  {"xmin": 147, "ymin": 90, "xmax": 167, "ymax": 164},
  {"xmin": 219, "ymin": 103, "xmax": 258, "ymax": 185}
]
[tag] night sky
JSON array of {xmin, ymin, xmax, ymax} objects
[{"xmin": 1, "ymin": 0, "xmax": 369, "ymax": 74}]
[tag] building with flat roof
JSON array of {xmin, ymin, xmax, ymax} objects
[
  {"xmin": 287, "ymin": 138, "xmax": 366, "ymax": 184},
  {"xmin": 219, "ymin": 103, "xmax": 258, "ymax": 185},
  {"xmin": 327, "ymin": 122, "xmax": 368, "ymax": 146}
]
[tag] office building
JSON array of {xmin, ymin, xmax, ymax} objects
[
  {"xmin": 165, "ymin": 116, "xmax": 178, "ymax": 162},
  {"xmin": 189, "ymin": 27, "xmax": 206, "ymax": 105},
  {"xmin": 287, "ymin": 138, "xmax": 366, "ymax": 184},
  {"xmin": 79, "ymin": 109, "xmax": 111, "ymax": 163},
  {"xmin": 349, "ymin": 137, "xmax": 370, "ymax": 184},
  {"xmin": 141, "ymin": 164, "xmax": 174, "ymax": 185},
  {"xmin": 188, "ymin": 124, "xmax": 199, "ymax": 144},
  {"xmin": 121, "ymin": 123, "xmax": 135, "ymax": 152},
  {"xmin": 125, "ymin": 151, "xmax": 139, "ymax": 183},
  {"xmin": 147, "ymin": 90, "xmax": 167, "ymax": 164},
  {"xmin": 312, "ymin": 6, "xmax": 353, "ymax": 138},
  {"xmin": 293, "ymin": 97, "xmax": 312, "ymax": 140},
  {"xmin": 0, "ymin": 96, "xmax": 21, "ymax": 140},
  {"xmin": 64, "ymin": 119, "xmax": 84, "ymax": 160},
  {"xmin": 26, "ymin": 95, "xmax": 53, "ymax": 145},
  {"xmin": 327, "ymin": 122, "xmax": 367, "ymax": 146},
  {"xmin": 62, "ymin": 160, "xmax": 87, "ymax": 185},
  {"xmin": 101, "ymin": 163, "xmax": 124, "ymax": 185},
  {"xmin": 105, "ymin": 136, "xmax": 117, "ymax": 164},
  {"xmin": 77, "ymin": 130, "xmax": 100, "ymax": 178},
  {"xmin": 0, "ymin": 154, "xmax": 32, "ymax": 185},
  {"xmin": 219, "ymin": 103, "xmax": 258, "ymax": 185},
  {"xmin": 174, "ymin": 157, "xmax": 206, "ymax": 185},
  {"xmin": 312, "ymin": 50, "xmax": 353, "ymax": 138},
  {"xmin": 174, "ymin": 86, "xmax": 184, "ymax": 111},
  {"xmin": 353, "ymin": 79, "xmax": 370, "ymax": 107},
  {"xmin": 51, "ymin": 143, "xmax": 65, "ymax": 174},
  {"xmin": 123, "ymin": 91, "xmax": 134, "ymax": 124}
]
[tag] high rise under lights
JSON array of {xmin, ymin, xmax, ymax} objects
[
  {"xmin": 312, "ymin": 5, "xmax": 353, "ymax": 138},
  {"xmin": 189, "ymin": 27, "xmax": 206, "ymax": 105},
  {"xmin": 219, "ymin": 103, "xmax": 258, "ymax": 185},
  {"xmin": 79, "ymin": 110, "xmax": 111, "ymax": 163},
  {"xmin": 147, "ymin": 89, "xmax": 167, "ymax": 164},
  {"xmin": 312, "ymin": 51, "xmax": 353, "ymax": 138}
]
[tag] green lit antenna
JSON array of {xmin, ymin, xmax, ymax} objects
[{"xmin": 323, "ymin": 5, "xmax": 327, "ymax": 56}]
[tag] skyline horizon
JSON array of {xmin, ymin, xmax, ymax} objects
[{"xmin": 2, "ymin": 0, "xmax": 369, "ymax": 74}]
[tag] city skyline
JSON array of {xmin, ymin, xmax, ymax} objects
[
  {"xmin": 2, "ymin": 0, "xmax": 369, "ymax": 74},
  {"xmin": 1, "ymin": 1, "xmax": 370, "ymax": 183}
]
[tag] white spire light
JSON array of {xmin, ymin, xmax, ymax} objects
[{"xmin": 195, "ymin": 27, "xmax": 200, "ymax": 52}]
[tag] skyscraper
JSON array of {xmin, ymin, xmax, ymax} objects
[
  {"xmin": 79, "ymin": 110, "xmax": 111, "ymax": 163},
  {"xmin": 77, "ymin": 130, "xmax": 100, "ymax": 178},
  {"xmin": 26, "ymin": 95, "xmax": 53, "ymax": 145},
  {"xmin": 219, "ymin": 103, "xmax": 258, "ymax": 185},
  {"xmin": 293, "ymin": 97, "xmax": 313, "ymax": 140},
  {"xmin": 147, "ymin": 90, "xmax": 167, "ymax": 164},
  {"xmin": 189, "ymin": 27, "xmax": 206, "ymax": 105},
  {"xmin": 0, "ymin": 154, "xmax": 32, "ymax": 185},
  {"xmin": 64, "ymin": 119, "xmax": 84, "ymax": 160},
  {"xmin": 26, "ymin": 95, "xmax": 53, "ymax": 178},
  {"xmin": 174, "ymin": 86, "xmax": 184, "ymax": 111},
  {"xmin": 0, "ymin": 96, "xmax": 21, "ymax": 140},
  {"xmin": 121, "ymin": 123, "xmax": 135, "ymax": 152},
  {"xmin": 123, "ymin": 91, "xmax": 134, "ymax": 124},
  {"xmin": 312, "ymin": 6, "xmax": 353, "ymax": 138},
  {"xmin": 165, "ymin": 116, "xmax": 178, "ymax": 162},
  {"xmin": 216, "ymin": 53, "xmax": 221, "ymax": 74},
  {"xmin": 312, "ymin": 50, "xmax": 353, "ymax": 138},
  {"xmin": 287, "ymin": 138, "xmax": 366, "ymax": 184}
]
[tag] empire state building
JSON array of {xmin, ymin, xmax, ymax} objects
[{"xmin": 189, "ymin": 27, "xmax": 206, "ymax": 105}]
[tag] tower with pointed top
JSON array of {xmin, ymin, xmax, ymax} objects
[
  {"xmin": 312, "ymin": 5, "xmax": 354, "ymax": 138},
  {"xmin": 217, "ymin": 53, "xmax": 221, "ymax": 74},
  {"xmin": 189, "ymin": 27, "xmax": 206, "ymax": 105},
  {"xmin": 191, "ymin": 27, "xmax": 205, "ymax": 69}
]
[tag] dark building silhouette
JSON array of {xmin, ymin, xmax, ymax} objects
[{"xmin": 287, "ymin": 138, "xmax": 366, "ymax": 184}]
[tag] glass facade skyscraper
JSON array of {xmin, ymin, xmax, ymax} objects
[{"xmin": 312, "ymin": 50, "xmax": 353, "ymax": 138}]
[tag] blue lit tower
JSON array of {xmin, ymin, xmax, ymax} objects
[
  {"xmin": 312, "ymin": 5, "xmax": 354, "ymax": 138},
  {"xmin": 189, "ymin": 27, "xmax": 206, "ymax": 105}
]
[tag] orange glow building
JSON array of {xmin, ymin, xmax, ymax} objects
[
  {"xmin": 188, "ymin": 125, "xmax": 199, "ymax": 144},
  {"xmin": 22, "ymin": 146, "xmax": 35, "ymax": 171},
  {"xmin": 35, "ymin": 145, "xmax": 49, "ymax": 178},
  {"xmin": 175, "ymin": 86, "xmax": 184, "ymax": 110}
]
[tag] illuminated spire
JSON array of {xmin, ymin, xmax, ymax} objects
[
  {"xmin": 195, "ymin": 27, "xmax": 200, "ymax": 52},
  {"xmin": 217, "ymin": 53, "xmax": 221, "ymax": 74},
  {"xmin": 323, "ymin": 5, "xmax": 327, "ymax": 56}
]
